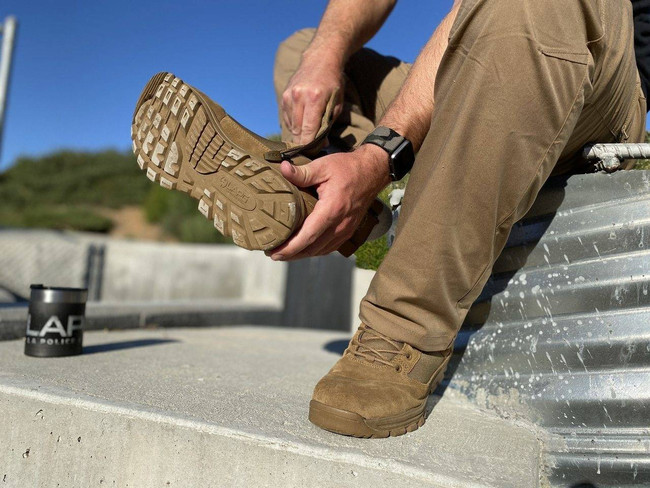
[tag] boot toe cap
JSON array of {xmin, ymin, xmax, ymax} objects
[{"xmin": 312, "ymin": 371, "xmax": 425, "ymax": 419}]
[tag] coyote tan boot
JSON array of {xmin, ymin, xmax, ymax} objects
[
  {"xmin": 309, "ymin": 324, "xmax": 453, "ymax": 438},
  {"xmin": 131, "ymin": 72, "xmax": 390, "ymax": 256}
]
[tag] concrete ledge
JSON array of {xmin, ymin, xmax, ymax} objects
[
  {"xmin": 0, "ymin": 300, "xmax": 282, "ymax": 341},
  {"xmin": 0, "ymin": 327, "xmax": 544, "ymax": 487},
  {"xmin": 1, "ymin": 381, "xmax": 481, "ymax": 488}
]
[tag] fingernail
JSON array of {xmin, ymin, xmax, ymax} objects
[{"xmin": 271, "ymin": 254, "xmax": 285, "ymax": 261}]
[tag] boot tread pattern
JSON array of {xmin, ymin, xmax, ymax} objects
[{"xmin": 131, "ymin": 73, "xmax": 301, "ymax": 250}]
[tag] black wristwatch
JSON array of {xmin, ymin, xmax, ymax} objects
[{"xmin": 361, "ymin": 126, "xmax": 415, "ymax": 181}]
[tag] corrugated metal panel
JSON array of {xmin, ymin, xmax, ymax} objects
[{"xmin": 447, "ymin": 170, "xmax": 650, "ymax": 487}]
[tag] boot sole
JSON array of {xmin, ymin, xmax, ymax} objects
[
  {"xmin": 309, "ymin": 400, "xmax": 426, "ymax": 438},
  {"xmin": 308, "ymin": 362, "xmax": 448, "ymax": 438},
  {"xmin": 131, "ymin": 72, "xmax": 305, "ymax": 251}
]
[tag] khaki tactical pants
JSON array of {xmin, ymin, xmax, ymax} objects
[{"xmin": 274, "ymin": 0, "xmax": 647, "ymax": 352}]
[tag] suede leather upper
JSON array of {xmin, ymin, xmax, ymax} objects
[{"xmin": 312, "ymin": 326, "xmax": 452, "ymax": 419}]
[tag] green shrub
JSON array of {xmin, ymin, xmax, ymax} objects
[
  {"xmin": 352, "ymin": 177, "xmax": 408, "ymax": 270},
  {"xmin": 0, "ymin": 206, "xmax": 113, "ymax": 233},
  {"xmin": 144, "ymin": 185, "xmax": 175, "ymax": 223},
  {"xmin": 178, "ymin": 215, "xmax": 232, "ymax": 244},
  {"xmin": 354, "ymin": 235, "xmax": 389, "ymax": 270},
  {"xmin": 632, "ymin": 132, "xmax": 650, "ymax": 169},
  {"xmin": 144, "ymin": 185, "xmax": 231, "ymax": 244},
  {"xmin": 635, "ymin": 159, "xmax": 650, "ymax": 169},
  {"xmin": 0, "ymin": 146, "xmax": 420, "ymax": 256},
  {"xmin": 0, "ymin": 149, "xmax": 149, "ymax": 208},
  {"xmin": 0, "ymin": 149, "xmax": 146, "ymax": 234}
]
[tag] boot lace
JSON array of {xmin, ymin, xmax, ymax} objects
[{"xmin": 350, "ymin": 325, "xmax": 410, "ymax": 369}]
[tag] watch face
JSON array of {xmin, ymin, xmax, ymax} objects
[{"xmin": 390, "ymin": 138, "xmax": 415, "ymax": 181}]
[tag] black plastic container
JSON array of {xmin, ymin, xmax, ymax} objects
[{"xmin": 24, "ymin": 285, "xmax": 87, "ymax": 358}]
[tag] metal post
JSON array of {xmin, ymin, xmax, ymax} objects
[{"xmin": 0, "ymin": 16, "xmax": 18, "ymax": 163}]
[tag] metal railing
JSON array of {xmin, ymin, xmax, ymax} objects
[
  {"xmin": 583, "ymin": 142, "xmax": 650, "ymax": 172},
  {"xmin": 0, "ymin": 16, "xmax": 17, "ymax": 163}
]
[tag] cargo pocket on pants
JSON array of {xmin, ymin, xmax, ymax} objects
[{"xmin": 538, "ymin": 48, "xmax": 589, "ymax": 66}]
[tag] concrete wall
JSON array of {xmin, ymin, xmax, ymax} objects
[
  {"xmin": 0, "ymin": 230, "xmax": 359, "ymax": 332},
  {"xmin": 350, "ymin": 268, "xmax": 375, "ymax": 332},
  {"xmin": 101, "ymin": 241, "xmax": 285, "ymax": 304},
  {"xmin": 0, "ymin": 230, "xmax": 286, "ymax": 304},
  {"xmin": 0, "ymin": 231, "xmax": 88, "ymax": 300},
  {"xmin": 0, "ymin": 230, "xmax": 287, "ymax": 302}
]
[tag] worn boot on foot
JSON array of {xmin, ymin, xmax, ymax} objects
[
  {"xmin": 309, "ymin": 324, "xmax": 453, "ymax": 438},
  {"xmin": 131, "ymin": 72, "xmax": 390, "ymax": 256}
]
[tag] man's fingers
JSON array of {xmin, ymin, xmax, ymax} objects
[
  {"xmin": 269, "ymin": 204, "xmax": 334, "ymax": 260},
  {"xmin": 281, "ymin": 90, "xmax": 294, "ymax": 136},
  {"xmin": 299, "ymin": 100, "xmax": 326, "ymax": 145},
  {"xmin": 290, "ymin": 234, "xmax": 339, "ymax": 260},
  {"xmin": 304, "ymin": 218, "xmax": 357, "ymax": 258},
  {"xmin": 283, "ymin": 221, "xmax": 355, "ymax": 260},
  {"xmin": 332, "ymin": 101, "xmax": 343, "ymax": 121},
  {"xmin": 282, "ymin": 110, "xmax": 292, "ymax": 138},
  {"xmin": 280, "ymin": 160, "xmax": 324, "ymax": 188},
  {"xmin": 280, "ymin": 161, "xmax": 312, "ymax": 187},
  {"xmin": 289, "ymin": 96, "xmax": 305, "ymax": 144},
  {"xmin": 283, "ymin": 85, "xmax": 331, "ymax": 144}
]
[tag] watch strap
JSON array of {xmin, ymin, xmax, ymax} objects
[
  {"xmin": 362, "ymin": 126, "xmax": 406, "ymax": 153},
  {"xmin": 362, "ymin": 126, "xmax": 414, "ymax": 181}
]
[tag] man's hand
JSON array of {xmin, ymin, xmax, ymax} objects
[
  {"xmin": 267, "ymin": 144, "xmax": 391, "ymax": 260},
  {"xmin": 281, "ymin": 56, "xmax": 344, "ymax": 145},
  {"xmin": 279, "ymin": 0, "xmax": 396, "ymax": 145}
]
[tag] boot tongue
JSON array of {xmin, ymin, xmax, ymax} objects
[{"xmin": 356, "ymin": 327, "xmax": 404, "ymax": 362}]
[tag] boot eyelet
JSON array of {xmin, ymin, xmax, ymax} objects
[
  {"xmin": 395, "ymin": 365, "xmax": 402, "ymax": 373},
  {"xmin": 406, "ymin": 353, "xmax": 412, "ymax": 360}
]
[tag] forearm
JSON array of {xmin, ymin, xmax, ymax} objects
[
  {"xmin": 379, "ymin": 1, "xmax": 461, "ymax": 151},
  {"xmin": 303, "ymin": 0, "xmax": 397, "ymax": 70}
]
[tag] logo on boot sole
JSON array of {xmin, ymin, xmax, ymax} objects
[{"xmin": 216, "ymin": 174, "xmax": 256, "ymax": 211}]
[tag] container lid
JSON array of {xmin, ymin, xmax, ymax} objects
[{"xmin": 30, "ymin": 284, "xmax": 88, "ymax": 304}]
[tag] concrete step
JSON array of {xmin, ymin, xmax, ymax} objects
[{"xmin": 0, "ymin": 327, "xmax": 544, "ymax": 487}]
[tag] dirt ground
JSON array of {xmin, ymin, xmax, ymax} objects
[{"xmin": 98, "ymin": 206, "xmax": 174, "ymax": 242}]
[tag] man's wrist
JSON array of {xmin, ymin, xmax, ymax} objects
[
  {"xmin": 355, "ymin": 143, "xmax": 392, "ymax": 190},
  {"xmin": 302, "ymin": 41, "xmax": 347, "ymax": 72},
  {"xmin": 378, "ymin": 96, "xmax": 430, "ymax": 153},
  {"xmin": 376, "ymin": 116, "xmax": 421, "ymax": 153}
]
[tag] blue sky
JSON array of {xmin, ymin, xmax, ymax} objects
[{"xmin": 0, "ymin": 0, "xmax": 450, "ymax": 169}]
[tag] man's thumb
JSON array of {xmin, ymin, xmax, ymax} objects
[{"xmin": 280, "ymin": 160, "xmax": 316, "ymax": 188}]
